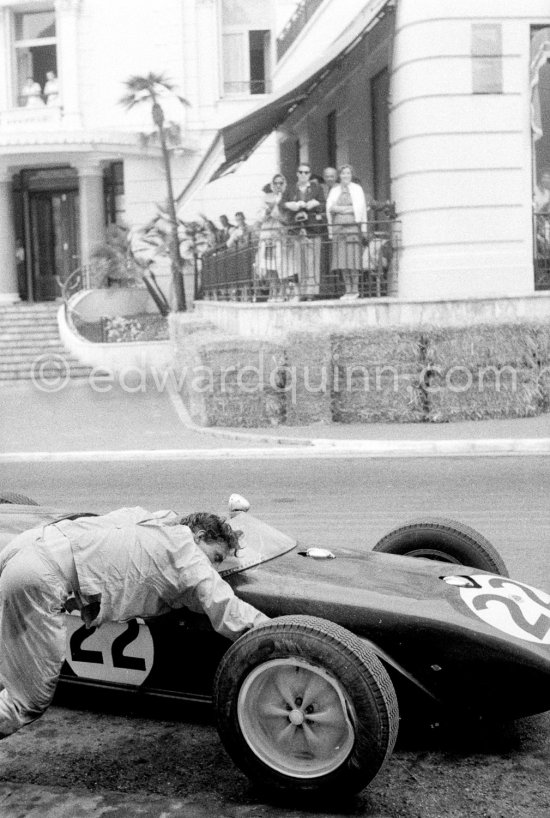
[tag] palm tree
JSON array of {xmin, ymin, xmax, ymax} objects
[{"xmin": 120, "ymin": 72, "xmax": 189, "ymax": 311}]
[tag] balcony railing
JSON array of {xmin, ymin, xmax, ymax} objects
[
  {"xmin": 199, "ymin": 217, "xmax": 400, "ymax": 303},
  {"xmin": 277, "ymin": 0, "xmax": 326, "ymax": 60},
  {"xmin": 0, "ymin": 105, "xmax": 62, "ymax": 130},
  {"xmin": 535, "ymin": 212, "xmax": 550, "ymax": 291}
]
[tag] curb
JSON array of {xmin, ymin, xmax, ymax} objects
[
  {"xmin": 162, "ymin": 382, "xmax": 550, "ymax": 456},
  {"xmin": 1, "ymin": 439, "xmax": 550, "ymax": 463}
]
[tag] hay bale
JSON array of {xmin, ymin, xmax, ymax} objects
[
  {"xmin": 198, "ymin": 339, "xmax": 285, "ymax": 427},
  {"xmin": 329, "ymin": 329, "xmax": 425, "ymax": 423},
  {"xmin": 333, "ymin": 372, "xmax": 425, "ymax": 423},
  {"xmin": 425, "ymin": 324, "xmax": 540, "ymax": 369},
  {"xmin": 175, "ymin": 331, "xmax": 285, "ymax": 427},
  {"xmin": 284, "ymin": 331, "xmax": 332, "ymax": 425},
  {"xmin": 427, "ymin": 367, "xmax": 543, "ymax": 422},
  {"xmin": 331, "ymin": 329, "xmax": 422, "ymax": 374}
]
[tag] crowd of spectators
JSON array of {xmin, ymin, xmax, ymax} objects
[{"xmin": 197, "ymin": 163, "xmax": 394, "ymax": 302}]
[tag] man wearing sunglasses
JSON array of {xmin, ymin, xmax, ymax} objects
[{"xmin": 282, "ymin": 163, "xmax": 326, "ymax": 300}]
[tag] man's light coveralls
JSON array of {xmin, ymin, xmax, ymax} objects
[{"xmin": 0, "ymin": 507, "xmax": 268, "ymax": 737}]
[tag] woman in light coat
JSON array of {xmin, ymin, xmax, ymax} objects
[{"xmin": 326, "ymin": 164, "xmax": 368, "ymax": 299}]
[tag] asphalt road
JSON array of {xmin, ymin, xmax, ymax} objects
[
  {"xmin": 0, "ymin": 455, "xmax": 549, "ymax": 817},
  {"xmin": 4, "ymin": 454, "xmax": 549, "ymax": 583}
]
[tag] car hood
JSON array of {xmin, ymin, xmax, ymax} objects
[{"xmin": 231, "ymin": 540, "xmax": 550, "ymax": 664}]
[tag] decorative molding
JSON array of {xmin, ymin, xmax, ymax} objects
[{"xmin": 54, "ymin": 0, "xmax": 82, "ymax": 14}]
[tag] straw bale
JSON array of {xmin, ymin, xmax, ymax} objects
[
  {"xmin": 284, "ymin": 331, "xmax": 332, "ymax": 425},
  {"xmin": 427, "ymin": 367, "xmax": 543, "ymax": 422},
  {"xmin": 425, "ymin": 324, "xmax": 540, "ymax": 369},
  {"xmin": 331, "ymin": 329, "xmax": 421, "ymax": 375},
  {"xmin": 177, "ymin": 333, "xmax": 285, "ymax": 427},
  {"xmin": 531, "ymin": 323, "xmax": 550, "ymax": 366},
  {"xmin": 333, "ymin": 372, "xmax": 425, "ymax": 423}
]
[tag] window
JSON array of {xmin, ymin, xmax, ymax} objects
[
  {"xmin": 104, "ymin": 162, "xmax": 126, "ymax": 227},
  {"xmin": 471, "ymin": 24, "xmax": 503, "ymax": 95},
  {"xmin": 249, "ymin": 30, "xmax": 270, "ymax": 94},
  {"xmin": 222, "ymin": 29, "xmax": 271, "ymax": 95},
  {"xmin": 13, "ymin": 9, "xmax": 57, "ymax": 107}
]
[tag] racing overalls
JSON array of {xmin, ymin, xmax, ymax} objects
[{"xmin": 0, "ymin": 507, "xmax": 268, "ymax": 737}]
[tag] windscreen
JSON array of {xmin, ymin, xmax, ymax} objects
[{"xmin": 220, "ymin": 512, "xmax": 297, "ymax": 576}]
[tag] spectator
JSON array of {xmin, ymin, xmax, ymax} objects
[
  {"xmin": 326, "ymin": 163, "xmax": 367, "ymax": 300},
  {"xmin": 534, "ymin": 167, "xmax": 550, "ymax": 212},
  {"xmin": 282, "ymin": 163, "xmax": 326, "ymax": 300},
  {"xmin": 534, "ymin": 168, "xmax": 550, "ymax": 271},
  {"xmin": 44, "ymin": 72, "xmax": 59, "ymax": 106},
  {"xmin": 321, "ymin": 166, "xmax": 338, "ymax": 199},
  {"xmin": 227, "ymin": 211, "xmax": 251, "ymax": 249},
  {"xmin": 255, "ymin": 177, "xmax": 290, "ymax": 301},
  {"xmin": 21, "ymin": 77, "xmax": 43, "ymax": 107},
  {"xmin": 217, "ymin": 214, "xmax": 234, "ymax": 247}
]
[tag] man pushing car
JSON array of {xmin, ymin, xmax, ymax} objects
[{"xmin": 0, "ymin": 505, "xmax": 269, "ymax": 738}]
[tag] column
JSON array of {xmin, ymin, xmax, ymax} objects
[
  {"xmin": 77, "ymin": 162, "xmax": 105, "ymax": 267},
  {"xmin": 55, "ymin": 0, "xmax": 82, "ymax": 129},
  {"xmin": 0, "ymin": 170, "xmax": 20, "ymax": 304}
]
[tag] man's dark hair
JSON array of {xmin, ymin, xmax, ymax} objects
[{"xmin": 180, "ymin": 512, "xmax": 241, "ymax": 554}]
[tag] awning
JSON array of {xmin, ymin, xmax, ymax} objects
[{"xmin": 177, "ymin": 0, "xmax": 392, "ymax": 207}]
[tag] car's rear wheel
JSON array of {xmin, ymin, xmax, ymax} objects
[
  {"xmin": 214, "ymin": 615, "xmax": 398, "ymax": 798},
  {"xmin": 0, "ymin": 491, "xmax": 38, "ymax": 506},
  {"xmin": 372, "ymin": 518, "xmax": 508, "ymax": 576}
]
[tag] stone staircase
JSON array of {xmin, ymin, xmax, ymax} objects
[{"xmin": 0, "ymin": 302, "xmax": 93, "ymax": 382}]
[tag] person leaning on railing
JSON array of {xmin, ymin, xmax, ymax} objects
[{"xmin": 282, "ymin": 163, "xmax": 326, "ymax": 301}]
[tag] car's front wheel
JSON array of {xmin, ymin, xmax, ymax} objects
[
  {"xmin": 214, "ymin": 615, "xmax": 398, "ymax": 798},
  {"xmin": 372, "ymin": 518, "xmax": 508, "ymax": 576}
]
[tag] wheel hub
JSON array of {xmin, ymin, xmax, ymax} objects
[{"xmin": 289, "ymin": 708, "xmax": 305, "ymax": 726}]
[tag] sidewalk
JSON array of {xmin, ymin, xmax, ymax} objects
[{"xmin": 1, "ymin": 379, "xmax": 549, "ymax": 459}]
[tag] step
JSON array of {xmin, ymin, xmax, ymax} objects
[
  {"xmin": 0, "ymin": 317, "xmax": 60, "ymax": 327},
  {"xmin": 0, "ymin": 306, "xmax": 60, "ymax": 315},
  {"xmin": 0, "ymin": 350, "xmax": 69, "ymax": 363},
  {"xmin": 0, "ymin": 338, "xmax": 63, "ymax": 349},
  {"xmin": 0, "ymin": 313, "xmax": 59, "ymax": 323},
  {"xmin": 0, "ymin": 327, "xmax": 59, "ymax": 343},
  {"xmin": 0, "ymin": 364, "xmax": 94, "ymax": 379}
]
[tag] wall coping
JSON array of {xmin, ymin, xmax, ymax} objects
[{"xmin": 193, "ymin": 294, "xmax": 550, "ymax": 340}]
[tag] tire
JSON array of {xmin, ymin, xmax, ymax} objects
[
  {"xmin": 213, "ymin": 615, "xmax": 399, "ymax": 798},
  {"xmin": 372, "ymin": 517, "xmax": 508, "ymax": 576},
  {"xmin": 0, "ymin": 491, "xmax": 38, "ymax": 506}
]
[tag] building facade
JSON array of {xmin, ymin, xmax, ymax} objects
[
  {"xmin": 205, "ymin": 0, "xmax": 550, "ymax": 305},
  {"xmin": 0, "ymin": 0, "xmax": 295, "ymax": 304}
]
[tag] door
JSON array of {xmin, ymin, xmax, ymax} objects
[{"xmin": 29, "ymin": 189, "xmax": 80, "ymax": 300}]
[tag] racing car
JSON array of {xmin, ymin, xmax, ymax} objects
[{"xmin": 0, "ymin": 490, "xmax": 549, "ymax": 799}]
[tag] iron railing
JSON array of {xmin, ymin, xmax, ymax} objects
[
  {"xmin": 56, "ymin": 264, "xmax": 169, "ymax": 342},
  {"xmin": 277, "ymin": 0, "xmax": 326, "ymax": 60},
  {"xmin": 56, "ymin": 265, "xmax": 91, "ymax": 311},
  {"xmin": 535, "ymin": 212, "xmax": 550, "ymax": 291},
  {"xmin": 199, "ymin": 219, "xmax": 400, "ymax": 302}
]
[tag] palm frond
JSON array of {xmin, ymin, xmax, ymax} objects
[{"xmin": 119, "ymin": 72, "xmax": 174, "ymax": 106}]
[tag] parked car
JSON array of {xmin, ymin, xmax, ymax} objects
[{"xmin": 1, "ymin": 492, "xmax": 549, "ymax": 798}]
